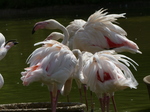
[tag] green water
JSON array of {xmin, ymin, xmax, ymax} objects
[{"xmin": 0, "ymin": 16, "xmax": 149, "ymax": 112}]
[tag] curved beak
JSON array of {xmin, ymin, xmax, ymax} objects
[
  {"xmin": 32, "ymin": 21, "xmax": 49, "ymax": 34},
  {"xmin": 4, "ymin": 40, "xmax": 18, "ymax": 46},
  {"xmin": 32, "ymin": 25, "xmax": 36, "ymax": 34},
  {"xmin": 32, "ymin": 22, "xmax": 42, "ymax": 34}
]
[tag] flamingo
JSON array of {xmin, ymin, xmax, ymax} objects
[
  {"xmin": 0, "ymin": 33, "xmax": 18, "ymax": 89},
  {"xmin": 0, "ymin": 33, "xmax": 18, "ymax": 61},
  {"xmin": 21, "ymin": 19, "xmax": 77, "ymax": 112},
  {"xmin": 32, "ymin": 19, "xmax": 89, "ymax": 110},
  {"xmin": 79, "ymin": 50, "xmax": 138, "ymax": 112},
  {"xmin": 31, "ymin": 9, "xmax": 141, "ymax": 111},
  {"xmin": 73, "ymin": 49, "xmax": 138, "ymax": 112},
  {"xmin": 45, "ymin": 9, "xmax": 141, "ymax": 54}
]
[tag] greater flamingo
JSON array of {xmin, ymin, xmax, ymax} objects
[
  {"xmin": 0, "ymin": 33, "xmax": 18, "ymax": 89},
  {"xmin": 21, "ymin": 19, "xmax": 77, "ymax": 112},
  {"xmin": 31, "ymin": 9, "xmax": 141, "ymax": 111},
  {"xmin": 45, "ymin": 9, "xmax": 141, "ymax": 54},
  {"xmin": 0, "ymin": 33, "xmax": 18, "ymax": 61},
  {"xmin": 32, "ymin": 19, "xmax": 91, "ymax": 110},
  {"xmin": 78, "ymin": 50, "xmax": 138, "ymax": 112}
]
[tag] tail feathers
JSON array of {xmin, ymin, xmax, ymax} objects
[
  {"xmin": 106, "ymin": 34, "xmax": 142, "ymax": 54},
  {"xmin": 116, "ymin": 39, "xmax": 142, "ymax": 54},
  {"xmin": 87, "ymin": 8, "xmax": 125, "ymax": 24}
]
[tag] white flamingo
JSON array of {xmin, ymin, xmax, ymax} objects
[
  {"xmin": 0, "ymin": 33, "xmax": 18, "ymax": 89},
  {"xmin": 0, "ymin": 33, "xmax": 18, "ymax": 60},
  {"xmin": 21, "ymin": 20, "xmax": 77, "ymax": 112},
  {"xmin": 45, "ymin": 9, "xmax": 141, "ymax": 54},
  {"xmin": 74, "ymin": 49, "xmax": 138, "ymax": 112}
]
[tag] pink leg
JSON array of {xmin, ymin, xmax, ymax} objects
[
  {"xmin": 99, "ymin": 98, "xmax": 105, "ymax": 112},
  {"xmin": 106, "ymin": 95, "xmax": 110, "ymax": 112},
  {"xmin": 103, "ymin": 94, "xmax": 107, "ymax": 112},
  {"xmin": 83, "ymin": 84, "xmax": 88, "ymax": 111},
  {"xmin": 101, "ymin": 94, "xmax": 110, "ymax": 112},
  {"xmin": 50, "ymin": 90, "xmax": 60, "ymax": 112},
  {"xmin": 111, "ymin": 96, "xmax": 118, "ymax": 112}
]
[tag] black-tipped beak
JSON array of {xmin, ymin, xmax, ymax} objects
[
  {"xmin": 13, "ymin": 41, "xmax": 19, "ymax": 45},
  {"xmin": 32, "ymin": 26, "xmax": 35, "ymax": 34},
  {"xmin": 4, "ymin": 40, "xmax": 18, "ymax": 46},
  {"xmin": 32, "ymin": 23, "xmax": 39, "ymax": 34},
  {"xmin": 32, "ymin": 21, "xmax": 48, "ymax": 34}
]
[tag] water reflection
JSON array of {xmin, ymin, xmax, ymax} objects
[{"xmin": 0, "ymin": 16, "xmax": 149, "ymax": 112}]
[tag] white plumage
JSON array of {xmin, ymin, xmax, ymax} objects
[
  {"xmin": 0, "ymin": 33, "xmax": 18, "ymax": 89},
  {"xmin": 24, "ymin": 9, "xmax": 140, "ymax": 112},
  {"xmin": 75, "ymin": 50, "xmax": 138, "ymax": 112}
]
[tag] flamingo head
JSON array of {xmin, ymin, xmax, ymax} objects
[
  {"xmin": 45, "ymin": 32, "xmax": 64, "ymax": 41},
  {"xmin": 32, "ymin": 19, "xmax": 64, "ymax": 34},
  {"xmin": 4, "ymin": 40, "xmax": 18, "ymax": 49}
]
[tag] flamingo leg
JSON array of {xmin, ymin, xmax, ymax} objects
[
  {"xmin": 90, "ymin": 91, "xmax": 94, "ymax": 112},
  {"xmin": 99, "ymin": 98, "xmax": 105, "ymax": 112},
  {"xmin": 79, "ymin": 88, "xmax": 83, "ymax": 102},
  {"xmin": 50, "ymin": 90, "xmax": 60, "ymax": 112},
  {"xmin": 103, "ymin": 94, "xmax": 107, "ymax": 112},
  {"xmin": 83, "ymin": 84, "xmax": 88, "ymax": 111},
  {"xmin": 111, "ymin": 95, "xmax": 118, "ymax": 112},
  {"xmin": 106, "ymin": 95, "xmax": 110, "ymax": 112},
  {"xmin": 99, "ymin": 94, "xmax": 110, "ymax": 112}
]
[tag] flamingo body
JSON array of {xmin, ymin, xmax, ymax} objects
[
  {"xmin": 46, "ymin": 9, "xmax": 141, "ymax": 54},
  {"xmin": 81, "ymin": 50, "xmax": 138, "ymax": 112},
  {"xmin": 21, "ymin": 40, "xmax": 77, "ymax": 112},
  {"xmin": 73, "ymin": 10, "xmax": 141, "ymax": 54},
  {"xmin": 21, "ymin": 40, "xmax": 77, "ymax": 87}
]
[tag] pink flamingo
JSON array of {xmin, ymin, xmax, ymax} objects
[
  {"xmin": 21, "ymin": 20, "xmax": 77, "ymax": 112},
  {"xmin": 46, "ymin": 9, "xmax": 141, "ymax": 54},
  {"xmin": 79, "ymin": 50, "xmax": 138, "ymax": 112}
]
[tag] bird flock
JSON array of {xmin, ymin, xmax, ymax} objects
[{"xmin": 0, "ymin": 9, "xmax": 141, "ymax": 112}]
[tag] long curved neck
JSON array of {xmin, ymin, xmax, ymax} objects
[
  {"xmin": 36, "ymin": 19, "xmax": 69, "ymax": 45},
  {"xmin": 47, "ymin": 20, "xmax": 69, "ymax": 45},
  {"xmin": 72, "ymin": 49, "xmax": 83, "ymax": 73},
  {"xmin": 58, "ymin": 25, "xmax": 69, "ymax": 45}
]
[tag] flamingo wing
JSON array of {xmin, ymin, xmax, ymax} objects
[
  {"xmin": 73, "ymin": 9, "xmax": 141, "ymax": 54},
  {"xmin": 21, "ymin": 40, "xmax": 77, "ymax": 88}
]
